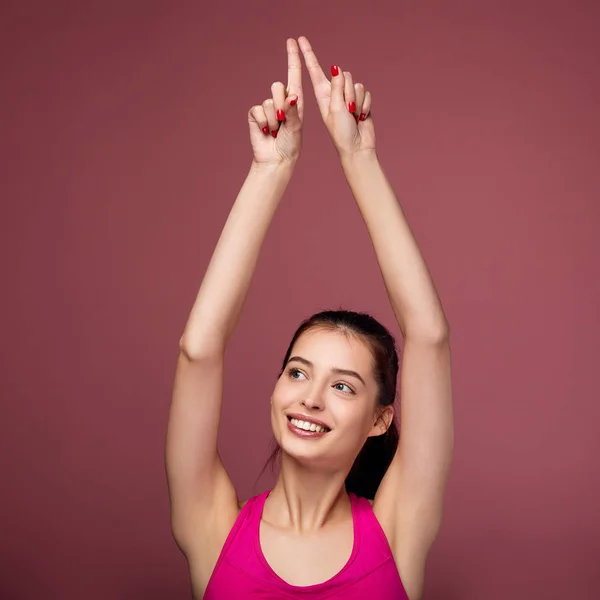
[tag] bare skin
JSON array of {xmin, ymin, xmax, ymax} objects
[{"xmin": 165, "ymin": 36, "xmax": 453, "ymax": 600}]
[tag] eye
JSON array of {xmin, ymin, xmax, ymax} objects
[
  {"xmin": 287, "ymin": 367, "xmax": 306, "ymax": 380},
  {"xmin": 333, "ymin": 382, "xmax": 355, "ymax": 394}
]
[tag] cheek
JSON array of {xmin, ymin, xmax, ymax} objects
[
  {"xmin": 331, "ymin": 401, "xmax": 373, "ymax": 434},
  {"xmin": 272, "ymin": 378, "xmax": 303, "ymax": 408},
  {"xmin": 269, "ymin": 395, "xmax": 282, "ymax": 440},
  {"xmin": 270, "ymin": 386, "xmax": 288, "ymax": 411},
  {"xmin": 269, "ymin": 384, "xmax": 293, "ymax": 426}
]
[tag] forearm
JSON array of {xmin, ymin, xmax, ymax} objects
[
  {"xmin": 180, "ymin": 160, "xmax": 295, "ymax": 356},
  {"xmin": 341, "ymin": 151, "xmax": 448, "ymax": 339}
]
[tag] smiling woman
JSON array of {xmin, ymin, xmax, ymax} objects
[{"xmin": 165, "ymin": 36, "xmax": 453, "ymax": 600}]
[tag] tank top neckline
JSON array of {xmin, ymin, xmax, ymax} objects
[{"xmin": 252, "ymin": 489, "xmax": 362, "ymax": 593}]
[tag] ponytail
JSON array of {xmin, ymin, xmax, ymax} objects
[{"xmin": 345, "ymin": 419, "xmax": 399, "ymax": 500}]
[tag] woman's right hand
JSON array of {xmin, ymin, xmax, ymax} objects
[{"xmin": 248, "ymin": 38, "xmax": 304, "ymax": 166}]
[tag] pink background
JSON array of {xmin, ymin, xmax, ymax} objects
[{"xmin": 2, "ymin": 1, "xmax": 599, "ymax": 598}]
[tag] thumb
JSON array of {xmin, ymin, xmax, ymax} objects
[
  {"xmin": 329, "ymin": 65, "xmax": 345, "ymax": 112},
  {"xmin": 283, "ymin": 94, "xmax": 301, "ymax": 129}
]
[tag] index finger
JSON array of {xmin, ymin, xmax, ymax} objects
[
  {"xmin": 286, "ymin": 38, "xmax": 302, "ymax": 96},
  {"xmin": 297, "ymin": 36, "xmax": 328, "ymax": 89}
]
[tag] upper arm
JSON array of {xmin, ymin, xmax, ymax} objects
[
  {"xmin": 165, "ymin": 349, "xmax": 239, "ymax": 555},
  {"xmin": 374, "ymin": 334, "xmax": 453, "ymax": 593}
]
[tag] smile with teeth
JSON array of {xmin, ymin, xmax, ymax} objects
[{"xmin": 288, "ymin": 417, "xmax": 330, "ymax": 433}]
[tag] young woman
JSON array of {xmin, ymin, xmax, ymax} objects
[{"xmin": 166, "ymin": 36, "xmax": 453, "ymax": 600}]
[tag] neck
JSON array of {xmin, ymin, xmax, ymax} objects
[{"xmin": 266, "ymin": 453, "xmax": 351, "ymax": 533}]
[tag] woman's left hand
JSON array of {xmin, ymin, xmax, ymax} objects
[{"xmin": 298, "ymin": 36, "xmax": 376, "ymax": 158}]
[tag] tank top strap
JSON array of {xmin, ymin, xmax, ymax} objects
[
  {"xmin": 247, "ymin": 488, "xmax": 271, "ymax": 521},
  {"xmin": 212, "ymin": 491, "xmax": 269, "ymax": 570},
  {"xmin": 204, "ymin": 490, "xmax": 272, "ymax": 599},
  {"xmin": 349, "ymin": 494, "xmax": 397, "ymax": 567}
]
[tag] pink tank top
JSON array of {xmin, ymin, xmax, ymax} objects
[{"xmin": 204, "ymin": 489, "xmax": 409, "ymax": 599}]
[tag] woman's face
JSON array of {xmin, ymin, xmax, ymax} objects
[{"xmin": 270, "ymin": 328, "xmax": 389, "ymax": 471}]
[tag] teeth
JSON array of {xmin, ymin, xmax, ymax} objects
[{"xmin": 290, "ymin": 418, "xmax": 327, "ymax": 433}]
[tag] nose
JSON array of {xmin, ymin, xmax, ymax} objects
[{"xmin": 301, "ymin": 394, "xmax": 324, "ymax": 411}]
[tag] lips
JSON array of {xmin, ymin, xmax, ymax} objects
[{"xmin": 286, "ymin": 413, "xmax": 331, "ymax": 439}]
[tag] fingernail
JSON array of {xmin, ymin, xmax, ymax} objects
[
  {"xmin": 271, "ymin": 129, "xmax": 278, "ymax": 138},
  {"xmin": 262, "ymin": 126, "xmax": 269, "ymax": 135},
  {"xmin": 360, "ymin": 113, "xmax": 367, "ymax": 121},
  {"xmin": 348, "ymin": 101, "xmax": 356, "ymax": 113},
  {"xmin": 331, "ymin": 65, "xmax": 339, "ymax": 77},
  {"xmin": 289, "ymin": 96, "xmax": 298, "ymax": 107},
  {"xmin": 277, "ymin": 109, "xmax": 285, "ymax": 121}
]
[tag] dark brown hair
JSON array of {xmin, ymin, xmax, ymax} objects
[{"xmin": 263, "ymin": 309, "xmax": 400, "ymax": 499}]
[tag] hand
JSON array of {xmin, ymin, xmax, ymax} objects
[
  {"xmin": 248, "ymin": 38, "xmax": 304, "ymax": 167},
  {"xmin": 298, "ymin": 36, "xmax": 375, "ymax": 158}
]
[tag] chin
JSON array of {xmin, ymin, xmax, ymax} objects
[{"xmin": 280, "ymin": 443, "xmax": 326, "ymax": 466}]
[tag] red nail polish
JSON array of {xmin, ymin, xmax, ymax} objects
[
  {"xmin": 331, "ymin": 65, "xmax": 339, "ymax": 77},
  {"xmin": 360, "ymin": 113, "xmax": 367, "ymax": 121},
  {"xmin": 289, "ymin": 96, "xmax": 298, "ymax": 107},
  {"xmin": 271, "ymin": 129, "xmax": 278, "ymax": 138},
  {"xmin": 262, "ymin": 126, "xmax": 269, "ymax": 135},
  {"xmin": 277, "ymin": 109, "xmax": 285, "ymax": 121},
  {"xmin": 349, "ymin": 101, "xmax": 356, "ymax": 113}
]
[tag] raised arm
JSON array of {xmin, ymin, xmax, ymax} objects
[
  {"xmin": 165, "ymin": 39, "xmax": 304, "ymax": 571},
  {"xmin": 299, "ymin": 37, "xmax": 453, "ymax": 600}
]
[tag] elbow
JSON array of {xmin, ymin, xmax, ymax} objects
[
  {"xmin": 170, "ymin": 519, "xmax": 192, "ymax": 557},
  {"xmin": 433, "ymin": 324, "xmax": 451, "ymax": 344},
  {"xmin": 178, "ymin": 334, "xmax": 225, "ymax": 362}
]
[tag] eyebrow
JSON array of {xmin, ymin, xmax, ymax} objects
[{"xmin": 287, "ymin": 356, "xmax": 366, "ymax": 386}]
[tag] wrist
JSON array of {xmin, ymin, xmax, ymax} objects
[
  {"xmin": 339, "ymin": 149, "xmax": 378, "ymax": 171},
  {"xmin": 250, "ymin": 158, "xmax": 298, "ymax": 176}
]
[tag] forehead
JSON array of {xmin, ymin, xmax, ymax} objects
[{"xmin": 291, "ymin": 328, "xmax": 374, "ymax": 371}]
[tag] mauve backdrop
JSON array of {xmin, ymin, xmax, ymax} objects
[{"xmin": 1, "ymin": 1, "xmax": 599, "ymax": 599}]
